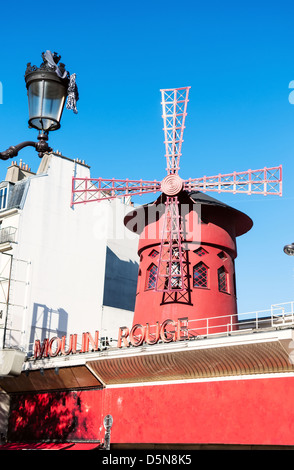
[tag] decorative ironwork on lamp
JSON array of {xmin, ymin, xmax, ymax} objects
[{"xmin": 0, "ymin": 51, "xmax": 78, "ymax": 160}]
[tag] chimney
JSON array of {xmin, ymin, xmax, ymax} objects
[{"xmin": 5, "ymin": 160, "xmax": 35, "ymax": 183}]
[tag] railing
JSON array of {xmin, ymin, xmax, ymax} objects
[
  {"xmin": 144, "ymin": 301, "xmax": 294, "ymax": 341},
  {"xmin": 237, "ymin": 301, "xmax": 294, "ymax": 332},
  {"xmin": 0, "ymin": 226, "xmax": 17, "ymax": 244},
  {"xmin": 270, "ymin": 302, "xmax": 294, "ymax": 326},
  {"xmin": 186, "ymin": 301, "xmax": 294, "ymax": 338},
  {"xmin": 17, "ymin": 301, "xmax": 294, "ymax": 358}
]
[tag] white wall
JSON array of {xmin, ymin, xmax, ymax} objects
[{"xmin": 0, "ymin": 153, "xmax": 139, "ymax": 356}]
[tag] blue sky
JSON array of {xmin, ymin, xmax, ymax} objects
[{"xmin": 0, "ymin": 0, "xmax": 294, "ymax": 314}]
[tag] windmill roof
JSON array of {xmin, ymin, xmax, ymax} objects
[
  {"xmin": 188, "ymin": 190, "xmax": 232, "ymax": 207},
  {"xmin": 187, "ymin": 190, "xmax": 253, "ymax": 236},
  {"xmin": 125, "ymin": 190, "xmax": 253, "ymax": 237}
]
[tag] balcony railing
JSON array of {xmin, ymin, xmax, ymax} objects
[
  {"xmin": 184, "ymin": 301, "xmax": 294, "ymax": 338},
  {"xmin": 140, "ymin": 302, "xmax": 294, "ymax": 341},
  {"xmin": 0, "ymin": 226, "xmax": 17, "ymax": 244}
]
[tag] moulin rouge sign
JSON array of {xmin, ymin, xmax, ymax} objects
[{"xmin": 34, "ymin": 317, "xmax": 189, "ymax": 359}]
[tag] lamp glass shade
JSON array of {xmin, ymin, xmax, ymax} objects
[{"xmin": 26, "ymin": 74, "xmax": 68, "ymax": 132}]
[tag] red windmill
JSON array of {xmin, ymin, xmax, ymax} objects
[{"xmin": 71, "ymin": 87, "xmax": 282, "ymax": 333}]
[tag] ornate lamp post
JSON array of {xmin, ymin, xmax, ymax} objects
[{"xmin": 0, "ymin": 51, "xmax": 78, "ymax": 160}]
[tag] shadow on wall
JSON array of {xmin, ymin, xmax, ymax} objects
[
  {"xmin": 103, "ymin": 247, "xmax": 139, "ymax": 312},
  {"xmin": 29, "ymin": 304, "xmax": 68, "ymax": 355}
]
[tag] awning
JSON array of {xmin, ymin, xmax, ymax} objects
[
  {"xmin": 0, "ymin": 364, "xmax": 103, "ymax": 393},
  {"xmin": 0, "ymin": 442, "xmax": 100, "ymax": 450},
  {"xmin": 86, "ymin": 328, "xmax": 294, "ymax": 384}
]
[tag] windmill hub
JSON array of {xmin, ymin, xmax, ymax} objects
[{"xmin": 161, "ymin": 174, "xmax": 183, "ymax": 196}]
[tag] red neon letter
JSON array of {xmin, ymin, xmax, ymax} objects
[
  {"xmin": 34, "ymin": 338, "xmax": 49, "ymax": 359},
  {"xmin": 145, "ymin": 322, "xmax": 160, "ymax": 345},
  {"xmin": 177, "ymin": 317, "xmax": 189, "ymax": 341},
  {"xmin": 129, "ymin": 324, "xmax": 145, "ymax": 347},
  {"xmin": 83, "ymin": 331, "xmax": 99, "ymax": 352},
  {"xmin": 117, "ymin": 326, "xmax": 130, "ymax": 348},
  {"xmin": 77, "ymin": 333, "xmax": 89, "ymax": 353},
  {"xmin": 48, "ymin": 337, "xmax": 61, "ymax": 357},
  {"xmin": 71, "ymin": 334, "xmax": 78, "ymax": 354},
  {"xmin": 61, "ymin": 335, "xmax": 74, "ymax": 355},
  {"xmin": 160, "ymin": 319, "xmax": 177, "ymax": 343}
]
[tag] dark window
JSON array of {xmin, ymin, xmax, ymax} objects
[
  {"xmin": 194, "ymin": 247, "xmax": 208, "ymax": 257},
  {"xmin": 217, "ymin": 251, "xmax": 227, "ymax": 260},
  {"xmin": 218, "ymin": 266, "xmax": 228, "ymax": 293},
  {"xmin": 163, "ymin": 261, "xmax": 182, "ymax": 290},
  {"xmin": 146, "ymin": 263, "xmax": 158, "ymax": 290},
  {"xmin": 0, "ymin": 187, "xmax": 8, "ymax": 210},
  {"xmin": 149, "ymin": 249, "xmax": 159, "ymax": 258},
  {"xmin": 171, "ymin": 261, "xmax": 182, "ymax": 289},
  {"xmin": 193, "ymin": 262, "xmax": 208, "ymax": 288}
]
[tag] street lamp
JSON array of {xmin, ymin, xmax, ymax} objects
[
  {"xmin": 0, "ymin": 51, "xmax": 78, "ymax": 160},
  {"xmin": 284, "ymin": 243, "xmax": 294, "ymax": 256}
]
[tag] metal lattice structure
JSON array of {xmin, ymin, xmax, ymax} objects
[
  {"xmin": 161, "ymin": 87, "xmax": 190, "ymax": 174},
  {"xmin": 71, "ymin": 86, "xmax": 282, "ymax": 294},
  {"xmin": 71, "ymin": 166, "xmax": 282, "ymax": 205},
  {"xmin": 156, "ymin": 196, "xmax": 185, "ymax": 292}
]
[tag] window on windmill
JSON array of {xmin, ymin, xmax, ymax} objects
[
  {"xmin": 193, "ymin": 262, "xmax": 208, "ymax": 288},
  {"xmin": 218, "ymin": 266, "xmax": 228, "ymax": 293},
  {"xmin": 146, "ymin": 263, "xmax": 158, "ymax": 290},
  {"xmin": 171, "ymin": 247, "xmax": 180, "ymax": 259},
  {"xmin": 170, "ymin": 261, "xmax": 182, "ymax": 289},
  {"xmin": 163, "ymin": 261, "xmax": 182, "ymax": 290},
  {"xmin": 217, "ymin": 251, "xmax": 227, "ymax": 260},
  {"xmin": 149, "ymin": 249, "xmax": 159, "ymax": 258},
  {"xmin": 194, "ymin": 247, "xmax": 208, "ymax": 257}
]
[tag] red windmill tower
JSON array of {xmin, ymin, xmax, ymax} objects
[{"xmin": 72, "ymin": 87, "xmax": 282, "ymax": 335}]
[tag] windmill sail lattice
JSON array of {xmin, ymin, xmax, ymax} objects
[
  {"xmin": 161, "ymin": 87, "xmax": 190, "ymax": 175},
  {"xmin": 155, "ymin": 88, "xmax": 190, "ymax": 293},
  {"xmin": 71, "ymin": 166, "xmax": 282, "ymax": 205},
  {"xmin": 71, "ymin": 87, "xmax": 282, "ymax": 294}
]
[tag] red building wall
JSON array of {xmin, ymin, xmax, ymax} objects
[{"xmin": 8, "ymin": 376, "xmax": 294, "ymax": 447}]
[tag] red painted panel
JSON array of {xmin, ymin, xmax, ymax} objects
[
  {"xmin": 102, "ymin": 377, "xmax": 294, "ymax": 446},
  {"xmin": 8, "ymin": 390, "xmax": 102, "ymax": 442},
  {"xmin": 8, "ymin": 376, "xmax": 294, "ymax": 446}
]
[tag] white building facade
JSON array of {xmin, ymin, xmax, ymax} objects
[{"xmin": 0, "ymin": 152, "xmax": 139, "ymax": 371}]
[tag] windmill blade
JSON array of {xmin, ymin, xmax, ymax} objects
[
  {"xmin": 155, "ymin": 196, "xmax": 186, "ymax": 293},
  {"xmin": 71, "ymin": 177, "xmax": 161, "ymax": 205},
  {"xmin": 183, "ymin": 166, "xmax": 282, "ymax": 196},
  {"xmin": 161, "ymin": 87, "xmax": 190, "ymax": 175}
]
